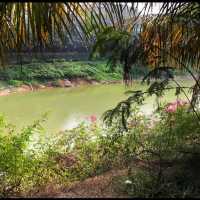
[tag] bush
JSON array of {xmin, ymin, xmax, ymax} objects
[
  {"xmin": 23, "ymin": 80, "xmax": 40, "ymax": 87},
  {"xmin": 111, "ymin": 103, "xmax": 200, "ymax": 198},
  {"xmin": 0, "ymin": 115, "xmax": 62, "ymax": 197},
  {"xmin": 0, "ymin": 60, "xmax": 123, "ymax": 83},
  {"xmin": 7, "ymin": 80, "xmax": 24, "ymax": 87},
  {"xmin": 51, "ymin": 122, "xmax": 104, "ymax": 180},
  {"xmin": 0, "ymin": 100, "xmax": 199, "ymax": 197},
  {"xmin": 0, "ymin": 67, "xmax": 22, "ymax": 80},
  {"xmin": 130, "ymin": 65, "xmax": 149, "ymax": 79}
]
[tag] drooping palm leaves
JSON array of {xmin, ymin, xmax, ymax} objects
[
  {"xmin": 94, "ymin": 2, "xmax": 200, "ymax": 128},
  {"xmin": 90, "ymin": 27, "xmax": 147, "ymax": 84},
  {"xmin": 141, "ymin": 3, "xmax": 200, "ymax": 71},
  {"xmin": 2, "ymin": 2, "xmax": 199, "ymax": 73},
  {"xmin": 0, "ymin": 2, "xmax": 143, "ymax": 66},
  {"xmin": 141, "ymin": 2, "xmax": 200, "ymax": 112},
  {"xmin": 1, "ymin": 2, "xmax": 200, "ymax": 126}
]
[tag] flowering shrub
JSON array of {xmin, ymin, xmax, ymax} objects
[
  {"xmin": 86, "ymin": 115, "xmax": 97, "ymax": 123},
  {"xmin": 0, "ymin": 101, "xmax": 199, "ymax": 198},
  {"xmin": 165, "ymin": 99, "xmax": 188, "ymax": 113},
  {"xmin": 0, "ymin": 115, "xmax": 62, "ymax": 197},
  {"xmin": 90, "ymin": 115, "xmax": 97, "ymax": 123}
]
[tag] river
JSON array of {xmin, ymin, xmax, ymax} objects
[{"xmin": 0, "ymin": 80, "xmax": 193, "ymax": 134}]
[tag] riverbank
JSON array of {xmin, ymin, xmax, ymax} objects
[
  {"xmin": 0, "ymin": 58, "xmax": 192, "ymax": 97},
  {"xmin": 0, "ymin": 75, "xmax": 194, "ymax": 97},
  {"xmin": 0, "ymin": 59, "xmax": 124, "ymax": 96},
  {"xmin": 0, "ymin": 78, "xmax": 122, "ymax": 97}
]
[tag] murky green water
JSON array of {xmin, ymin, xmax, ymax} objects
[{"xmin": 0, "ymin": 80, "xmax": 193, "ymax": 134}]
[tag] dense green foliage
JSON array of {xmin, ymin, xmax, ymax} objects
[
  {"xmin": 0, "ymin": 2, "xmax": 199, "ymax": 198},
  {"xmin": 0, "ymin": 59, "xmax": 188, "ymax": 89},
  {"xmin": 0, "ymin": 59, "xmax": 153, "ymax": 88},
  {"xmin": 0, "ymin": 101, "xmax": 199, "ymax": 197},
  {"xmin": 0, "ymin": 60, "xmax": 122, "ymax": 83},
  {"xmin": 119, "ymin": 107, "xmax": 200, "ymax": 198},
  {"xmin": 0, "ymin": 114, "xmax": 59, "ymax": 197}
]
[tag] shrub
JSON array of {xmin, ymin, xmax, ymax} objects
[
  {"xmin": 0, "ymin": 60, "xmax": 123, "ymax": 83},
  {"xmin": 0, "ymin": 115, "xmax": 62, "ymax": 197},
  {"xmin": 52, "ymin": 122, "xmax": 103, "ymax": 180},
  {"xmin": 23, "ymin": 80, "xmax": 40, "ymax": 87},
  {"xmin": 7, "ymin": 80, "xmax": 24, "ymax": 87},
  {"xmin": 130, "ymin": 65, "xmax": 149, "ymax": 79},
  {"xmin": 112, "ymin": 103, "xmax": 200, "ymax": 198},
  {"xmin": 0, "ymin": 99, "xmax": 199, "ymax": 197}
]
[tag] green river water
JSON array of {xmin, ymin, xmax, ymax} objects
[{"xmin": 0, "ymin": 80, "xmax": 193, "ymax": 134}]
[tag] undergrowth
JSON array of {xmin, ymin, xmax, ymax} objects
[
  {"xmin": 0, "ymin": 60, "xmax": 123, "ymax": 83},
  {"xmin": 0, "ymin": 101, "xmax": 199, "ymax": 197}
]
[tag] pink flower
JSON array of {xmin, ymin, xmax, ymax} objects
[
  {"xmin": 86, "ymin": 115, "xmax": 97, "ymax": 123},
  {"xmin": 165, "ymin": 104, "xmax": 177, "ymax": 113},
  {"xmin": 165, "ymin": 99, "xmax": 188, "ymax": 113},
  {"xmin": 90, "ymin": 115, "xmax": 97, "ymax": 123},
  {"xmin": 176, "ymin": 99, "xmax": 187, "ymax": 106}
]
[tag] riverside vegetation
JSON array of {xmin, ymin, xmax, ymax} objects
[
  {"xmin": 0, "ymin": 2, "xmax": 199, "ymax": 198},
  {"xmin": 0, "ymin": 58, "xmax": 188, "ymax": 96},
  {"xmin": 0, "ymin": 96, "xmax": 200, "ymax": 197},
  {"xmin": 0, "ymin": 59, "xmax": 147, "ymax": 89},
  {"xmin": 0, "ymin": 59, "xmax": 121, "ymax": 92},
  {"xmin": 0, "ymin": 59, "xmax": 198, "ymax": 198}
]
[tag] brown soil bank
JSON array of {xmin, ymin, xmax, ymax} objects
[
  {"xmin": 30, "ymin": 168, "xmax": 129, "ymax": 198},
  {"xmin": 0, "ymin": 78, "xmax": 122, "ymax": 97}
]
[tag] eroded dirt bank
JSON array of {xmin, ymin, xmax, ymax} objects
[{"xmin": 0, "ymin": 78, "xmax": 122, "ymax": 97}]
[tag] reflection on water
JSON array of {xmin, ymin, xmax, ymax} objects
[
  {"xmin": 62, "ymin": 114, "xmax": 84, "ymax": 130},
  {"xmin": 0, "ymin": 81, "xmax": 193, "ymax": 134}
]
